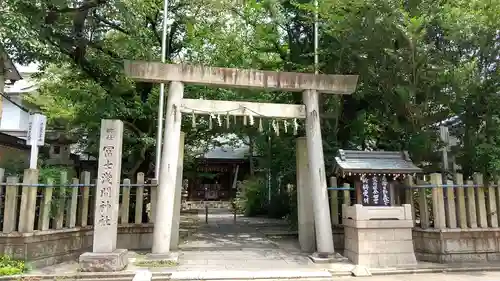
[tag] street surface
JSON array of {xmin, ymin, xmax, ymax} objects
[{"xmin": 335, "ymin": 271, "xmax": 500, "ymax": 280}]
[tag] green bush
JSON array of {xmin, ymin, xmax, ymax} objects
[
  {"xmin": 236, "ymin": 177, "xmax": 268, "ymax": 217},
  {"xmin": 267, "ymin": 192, "xmax": 291, "ymax": 219},
  {"xmin": 0, "ymin": 255, "xmax": 28, "ymax": 276}
]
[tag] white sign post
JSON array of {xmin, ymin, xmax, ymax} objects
[{"xmin": 26, "ymin": 113, "xmax": 47, "ymax": 169}]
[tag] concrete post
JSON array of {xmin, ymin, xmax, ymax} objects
[
  {"xmin": 303, "ymin": 89, "xmax": 335, "ymax": 255},
  {"xmin": 150, "ymin": 81, "xmax": 184, "ymax": 259},
  {"xmin": 18, "ymin": 169, "xmax": 39, "ymax": 233},
  {"xmin": 39, "ymin": 178, "xmax": 53, "ymax": 230},
  {"xmin": 79, "ymin": 119, "xmax": 127, "ymax": 272},
  {"xmin": 80, "ymin": 171, "xmax": 91, "ymax": 227},
  {"xmin": 296, "ymin": 137, "xmax": 315, "ymax": 252},
  {"xmin": 170, "ymin": 132, "xmax": 185, "ymax": 249},
  {"xmin": 329, "ymin": 177, "xmax": 339, "ymax": 226},
  {"xmin": 3, "ymin": 176, "xmax": 18, "ymax": 233}
]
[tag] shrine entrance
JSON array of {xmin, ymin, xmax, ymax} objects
[{"xmin": 124, "ymin": 61, "xmax": 358, "ymax": 259}]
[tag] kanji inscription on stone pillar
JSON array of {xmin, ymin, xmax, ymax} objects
[{"xmin": 93, "ymin": 119, "xmax": 123, "ymax": 253}]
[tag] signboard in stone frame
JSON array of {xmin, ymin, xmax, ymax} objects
[{"xmin": 360, "ymin": 174, "xmax": 391, "ymax": 206}]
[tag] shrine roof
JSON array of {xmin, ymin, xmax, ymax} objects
[{"xmin": 333, "ymin": 150, "xmax": 422, "ymax": 175}]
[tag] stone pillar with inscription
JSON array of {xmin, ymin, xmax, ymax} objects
[{"xmin": 79, "ymin": 119, "xmax": 128, "ymax": 272}]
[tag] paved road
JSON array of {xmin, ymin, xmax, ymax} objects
[
  {"xmin": 335, "ymin": 271, "xmax": 500, "ymax": 280},
  {"xmin": 177, "ymin": 209, "xmax": 315, "ymax": 271}
]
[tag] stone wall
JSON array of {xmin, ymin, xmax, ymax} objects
[
  {"xmin": 0, "ymin": 228, "xmax": 93, "ymax": 268},
  {"xmin": 0, "ymin": 224, "xmax": 167, "ymax": 268},
  {"xmin": 333, "ymin": 227, "xmax": 345, "ymax": 253},
  {"xmin": 413, "ymin": 228, "xmax": 500, "ymax": 263}
]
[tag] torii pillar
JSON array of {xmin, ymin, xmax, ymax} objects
[{"xmin": 124, "ymin": 61, "xmax": 358, "ymax": 260}]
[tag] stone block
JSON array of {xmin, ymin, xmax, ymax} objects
[
  {"xmin": 133, "ymin": 269, "xmax": 152, "ymax": 281},
  {"xmin": 396, "ymin": 253, "xmax": 418, "ymax": 266},
  {"xmin": 355, "ymin": 240, "xmax": 414, "ymax": 254},
  {"xmin": 343, "ymin": 205, "xmax": 417, "ymax": 268},
  {"xmin": 423, "ymin": 238, "xmax": 443, "ymax": 253},
  {"xmin": 442, "ymin": 253, "xmax": 487, "ymax": 263},
  {"xmin": 487, "ymin": 252, "xmax": 500, "ymax": 261},
  {"xmin": 474, "ymin": 237, "xmax": 497, "ymax": 252},
  {"xmin": 343, "ymin": 204, "xmax": 408, "ymax": 221},
  {"xmin": 443, "ymin": 239, "xmax": 474, "ymax": 253},
  {"xmin": 394, "ymin": 228, "xmax": 413, "ymax": 240},
  {"xmin": 344, "ymin": 219, "xmax": 414, "ymax": 229},
  {"xmin": 359, "ymin": 228, "xmax": 394, "ymax": 241},
  {"xmin": 377, "ymin": 253, "xmax": 399, "ymax": 267},
  {"xmin": 351, "ymin": 265, "xmax": 372, "ymax": 277},
  {"xmin": 144, "ymin": 252, "xmax": 179, "ymax": 264},
  {"xmin": 344, "ymin": 249, "xmax": 356, "ymax": 263},
  {"xmin": 415, "ymin": 252, "xmax": 440, "ymax": 263},
  {"xmin": 79, "ymin": 249, "xmax": 128, "ymax": 272},
  {"xmin": 308, "ymin": 252, "xmax": 348, "ymax": 263}
]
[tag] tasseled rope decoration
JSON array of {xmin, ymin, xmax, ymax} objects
[
  {"xmin": 191, "ymin": 111, "xmax": 196, "ymax": 128},
  {"xmin": 272, "ymin": 120, "xmax": 279, "ymax": 136},
  {"xmin": 217, "ymin": 114, "xmax": 222, "ymax": 127},
  {"xmin": 209, "ymin": 114, "xmax": 215, "ymax": 129},
  {"xmin": 293, "ymin": 118, "xmax": 298, "ymax": 135},
  {"xmin": 258, "ymin": 118, "xmax": 263, "ymax": 132}
]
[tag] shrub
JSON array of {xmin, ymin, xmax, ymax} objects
[
  {"xmin": 236, "ymin": 177, "xmax": 268, "ymax": 217},
  {"xmin": 267, "ymin": 192, "xmax": 291, "ymax": 219},
  {"xmin": 0, "ymin": 255, "xmax": 28, "ymax": 276}
]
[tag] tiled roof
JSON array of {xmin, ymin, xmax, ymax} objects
[{"xmin": 333, "ymin": 150, "xmax": 422, "ymax": 175}]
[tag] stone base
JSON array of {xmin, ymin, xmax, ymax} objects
[
  {"xmin": 308, "ymin": 252, "xmax": 348, "ymax": 264},
  {"xmin": 413, "ymin": 228, "xmax": 500, "ymax": 263},
  {"xmin": 79, "ymin": 249, "xmax": 128, "ymax": 272},
  {"xmin": 343, "ymin": 204, "xmax": 417, "ymax": 268},
  {"xmin": 144, "ymin": 252, "xmax": 179, "ymax": 264},
  {"xmin": 350, "ymin": 265, "xmax": 372, "ymax": 277}
]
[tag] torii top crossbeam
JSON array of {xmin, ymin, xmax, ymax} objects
[{"xmin": 124, "ymin": 61, "xmax": 358, "ymax": 94}]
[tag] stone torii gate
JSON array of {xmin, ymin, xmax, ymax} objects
[{"xmin": 124, "ymin": 61, "xmax": 358, "ymax": 260}]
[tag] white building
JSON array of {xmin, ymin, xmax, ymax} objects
[{"xmin": 0, "ymin": 71, "xmax": 37, "ymax": 139}]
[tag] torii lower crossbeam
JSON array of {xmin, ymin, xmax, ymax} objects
[
  {"xmin": 124, "ymin": 61, "xmax": 359, "ymax": 261},
  {"xmin": 181, "ymin": 99, "xmax": 306, "ymax": 119}
]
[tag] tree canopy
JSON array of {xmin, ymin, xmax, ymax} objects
[{"xmin": 1, "ymin": 0, "xmax": 499, "ymax": 180}]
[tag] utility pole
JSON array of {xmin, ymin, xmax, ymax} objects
[
  {"xmin": 154, "ymin": 0, "xmax": 170, "ymax": 179},
  {"xmin": 314, "ymin": 0, "xmax": 319, "ymax": 74}
]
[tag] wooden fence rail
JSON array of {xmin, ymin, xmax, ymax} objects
[
  {"xmin": 328, "ymin": 173, "xmax": 499, "ymax": 230},
  {"xmin": 1, "ymin": 167, "xmax": 498, "ymax": 234},
  {"xmin": 0, "ymin": 168, "xmax": 156, "ymax": 234}
]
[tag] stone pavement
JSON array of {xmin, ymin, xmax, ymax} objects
[{"xmin": 174, "ymin": 208, "xmax": 318, "ymax": 271}]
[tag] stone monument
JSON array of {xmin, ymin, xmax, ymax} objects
[
  {"xmin": 79, "ymin": 119, "xmax": 128, "ymax": 272},
  {"xmin": 333, "ymin": 150, "xmax": 421, "ymax": 268}
]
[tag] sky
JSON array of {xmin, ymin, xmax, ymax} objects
[{"xmin": 14, "ymin": 63, "xmax": 39, "ymax": 73}]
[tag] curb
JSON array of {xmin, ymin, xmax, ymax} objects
[
  {"xmin": 0, "ymin": 272, "xmax": 171, "ymax": 281},
  {"xmin": 369, "ymin": 265, "xmax": 500, "ymax": 276},
  {"xmin": 169, "ymin": 270, "xmax": 334, "ymax": 281}
]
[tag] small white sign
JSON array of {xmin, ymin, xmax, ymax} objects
[{"xmin": 26, "ymin": 113, "xmax": 47, "ymax": 146}]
